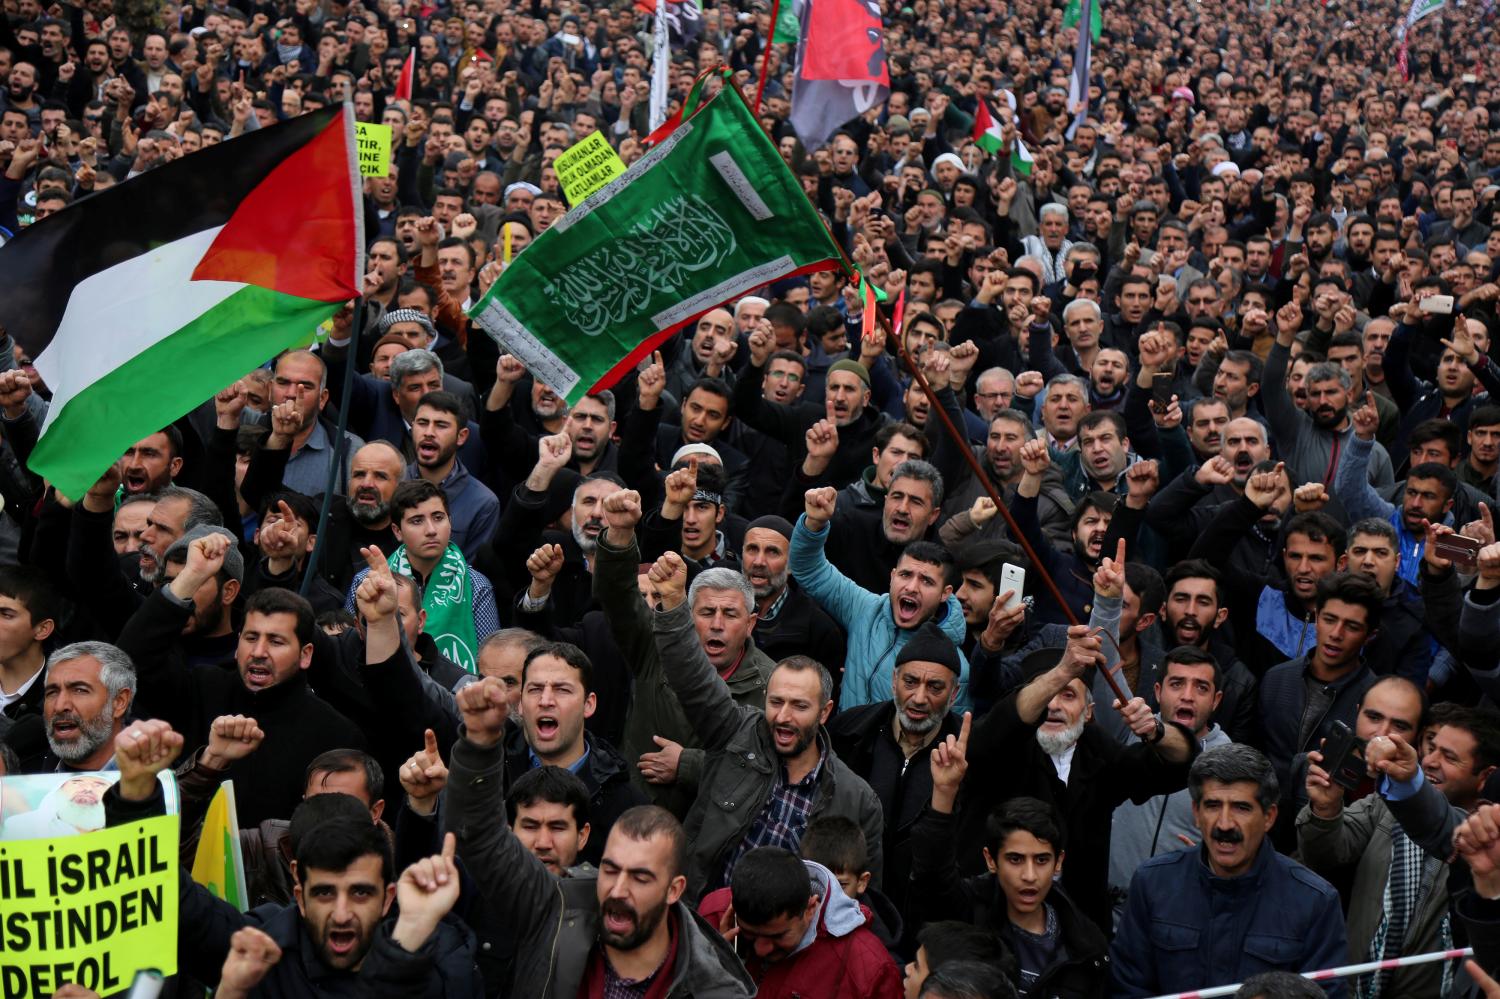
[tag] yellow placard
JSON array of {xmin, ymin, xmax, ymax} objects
[
  {"xmin": 555, "ymin": 131, "xmax": 627, "ymax": 206},
  {"xmin": 355, "ymin": 122, "xmax": 392, "ymax": 177},
  {"xmin": 0, "ymin": 815, "xmax": 179, "ymax": 998}
]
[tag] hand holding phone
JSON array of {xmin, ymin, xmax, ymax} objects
[
  {"xmin": 1434, "ymin": 533, "xmax": 1482, "ymax": 573},
  {"xmin": 1322, "ymin": 721, "xmax": 1367, "ymax": 790}
]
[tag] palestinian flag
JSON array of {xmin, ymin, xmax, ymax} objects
[
  {"xmin": 394, "ymin": 49, "xmax": 416, "ymax": 101},
  {"xmin": 0, "ymin": 106, "xmax": 362, "ymax": 499},
  {"xmin": 1011, "ymin": 136, "xmax": 1035, "ymax": 178},
  {"xmin": 972, "ymin": 99, "xmax": 1005, "ymax": 154}
]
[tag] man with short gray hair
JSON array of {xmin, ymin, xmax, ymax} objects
[
  {"xmin": 1021, "ymin": 203, "xmax": 1076, "ymax": 285},
  {"xmin": 1110, "ymin": 743, "xmax": 1348, "ymax": 998},
  {"xmin": 591, "ymin": 487, "xmax": 773, "ymax": 815},
  {"xmin": 647, "ymin": 549, "xmax": 883, "ymax": 899},
  {"xmin": 31, "ymin": 641, "xmax": 136, "ymax": 773},
  {"xmin": 972, "ymin": 367, "xmax": 1016, "ymax": 424}
]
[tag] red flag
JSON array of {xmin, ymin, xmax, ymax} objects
[
  {"xmin": 789, "ymin": 0, "xmax": 890, "ymax": 149},
  {"xmin": 802, "ymin": 0, "xmax": 890, "ymax": 83},
  {"xmin": 861, "ymin": 278, "xmax": 878, "ymax": 344},
  {"xmin": 394, "ymin": 49, "xmax": 416, "ymax": 102},
  {"xmin": 891, "ymin": 288, "xmax": 905, "ymax": 342}
]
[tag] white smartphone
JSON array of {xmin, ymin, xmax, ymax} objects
[
  {"xmin": 1420, "ymin": 294, "xmax": 1455, "ymax": 315},
  {"xmin": 1000, "ymin": 563, "xmax": 1025, "ymax": 611}
]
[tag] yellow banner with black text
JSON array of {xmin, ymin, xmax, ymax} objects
[{"xmin": 0, "ymin": 815, "xmax": 179, "ymax": 998}]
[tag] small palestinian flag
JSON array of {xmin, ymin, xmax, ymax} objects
[
  {"xmin": 1011, "ymin": 137, "xmax": 1035, "ymax": 178},
  {"xmin": 972, "ymin": 99, "xmax": 1005, "ymax": 154},
  {"xmin": 0, "ymin": 106, "xmax": 362, "ymax": 499}
]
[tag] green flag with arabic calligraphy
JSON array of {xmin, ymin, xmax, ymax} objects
[{"xmin": 467, "ymin": 86, "xmax": 843, "ymax": 404}]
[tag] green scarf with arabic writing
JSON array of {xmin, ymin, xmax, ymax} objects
[{"xmin": 389, "ymin": 542, "xmax": 478, "ymax": 673}]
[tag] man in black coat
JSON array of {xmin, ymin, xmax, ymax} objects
[
  {"xmin": 104, "ymin": 717, "xmax": 481, "ymax": 999},
  {"xmin": 828, "ymin": 622, "xmax": 964, "ymax": 924},
  {"xmin": 732, "ymin": 335, "xmax": 891, "ymax": 491},
  {"xmin": 498, "ymin": 639, "xmax": 648, "ymax": 867},
  {"xmin": 116, "ymin": 530, "xmax": 367, "ymax": 825},
  {"xmin": 241, "ymin": 437, "xmax": 409, "ymax": 594},
  {"xmin": 958, "ymin": 626, "xmax": 1198, "ymax": 929}
]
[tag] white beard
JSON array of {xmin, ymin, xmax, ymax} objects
[
  {"xmin": 1035, "ymin": 716, "xmax": 1085, "ymax": 755},
  {"xmin": 54, "ymin": 797, "xmax": 106, "ymax": 833}
]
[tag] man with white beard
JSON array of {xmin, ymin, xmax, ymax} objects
[
  {"xmin": 498, "ymin": 432, "xmax": 630, "ymax": 630},
  {"xmin": 829, "ymin": 622, "xmax": 965, "ymax": 919},
  {"xmin": 2, "ymin": 774, "xmax": 113, "ymax": 838},
  {"xmin": 952, "ymin": 626, "xmax": 1200, "ymax": 930}
]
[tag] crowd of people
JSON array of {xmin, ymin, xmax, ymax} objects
[{"xmin": 8, "ymin": 0, "xmax": 1500, "ymax": 995}]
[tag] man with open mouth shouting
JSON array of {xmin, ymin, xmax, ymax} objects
[
  {"xmin": 445, "ymin": 671, "xmax": 756, "ymax": 999},
  {"xmin": 790, "ymin": 485, "xmax": 971, "ymax": 714}
]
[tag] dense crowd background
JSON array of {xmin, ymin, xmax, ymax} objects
[{"xmin": 9, "ymin": 0, "xmax": 1500, "ymax": 995}]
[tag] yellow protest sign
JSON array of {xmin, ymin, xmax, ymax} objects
[
  {"xmin": 355, "ymin": 122, "xmax": 392, "ymax": 177},
  {"xmin": 0, "ymin": 815, "xmax": 179, "ymax": 998},
  {"xmin": 555, "ymin": 131, "xmax": 627, "ymax": 206}
]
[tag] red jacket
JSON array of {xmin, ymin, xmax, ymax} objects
[{"xmin": 698, "ymin": 862, "xmax": 904, "ymax": 999}]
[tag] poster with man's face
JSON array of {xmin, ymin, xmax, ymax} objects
[{"xmin": 0, "ymin": 771, "xmax": 179, "ymax": 841}]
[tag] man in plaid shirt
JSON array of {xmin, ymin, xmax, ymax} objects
[{"xmin": 716, "ymin": 741, "xmax": 829, "ymax": 887}]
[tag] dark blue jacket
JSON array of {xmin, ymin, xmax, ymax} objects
[
  {"xmin": 1110, "ymin": 840, "xmax": 1348, "ymax": 998},
  {"xmin": 1257, "ymin": 656, "xmax": 1374, "ymax": 817}
]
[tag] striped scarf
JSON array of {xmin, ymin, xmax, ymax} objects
[{"xmin": 1361, "ymin": 825, "xmax": 1453, "ymax": 998}]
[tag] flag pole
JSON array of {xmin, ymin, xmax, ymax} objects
[
  {"xmin": 301, "ymin": 298, "xmax": 363, "ymax": 597},
  {"xmin": 866, "ymin": 288, "xmax": 1131, "ymax": 704},
  {"xmin": 649, "ymin": 0, "xmax": 670, "ymax": 131},
  {"xmin": 754, "ymin": 0, "xmax": 784, "ymax": 119}
]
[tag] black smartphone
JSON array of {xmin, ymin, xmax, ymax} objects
[
  {"xmin": 1322, "ymin": 720, "xmax": 1367, "ymax": 790},
  {"xmin": 1071, "ymin": 263, "xmax": 1097, "ymax": 285},
  {"xmin": 1151, "ymin": 372, "xmax": 1174, "ymax": 409}
]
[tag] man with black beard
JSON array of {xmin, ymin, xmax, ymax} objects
[
  {"xmin": 829, "ymin": 623, "xmax": 964, "ymax": 922},
  {"xmin": 2, "ymin": 61, "xmax": 41, "ymax": 120},
  {"xmin": 1263, "ymin": 301, "xmax": 1395, "ymax": 490},
  {"xmin": 1144, "ymin": 560, "xmax": 1259, "ymax": 744},
  {"xmin": 241, "ymin": 440, "xmax": 408, "ymax": 593},
  {"xmin": 445, "ymin": 676, "xmax": 755, "ymax": 997},
  {"xmin": 737, "ymin": 516, "xmax": 846, "ymax": 674}
]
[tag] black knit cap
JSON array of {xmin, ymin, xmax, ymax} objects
[
  {"xmin": 542, "ymin": 468, "xmax": 583, "ymax": 524},
  {"xmin": 746, "ymin": 515, "xmax": 794, "ymax": 539},
  {"xmin": 896, "ymin": 621, "xmax": 962, "ymax": 674}
]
